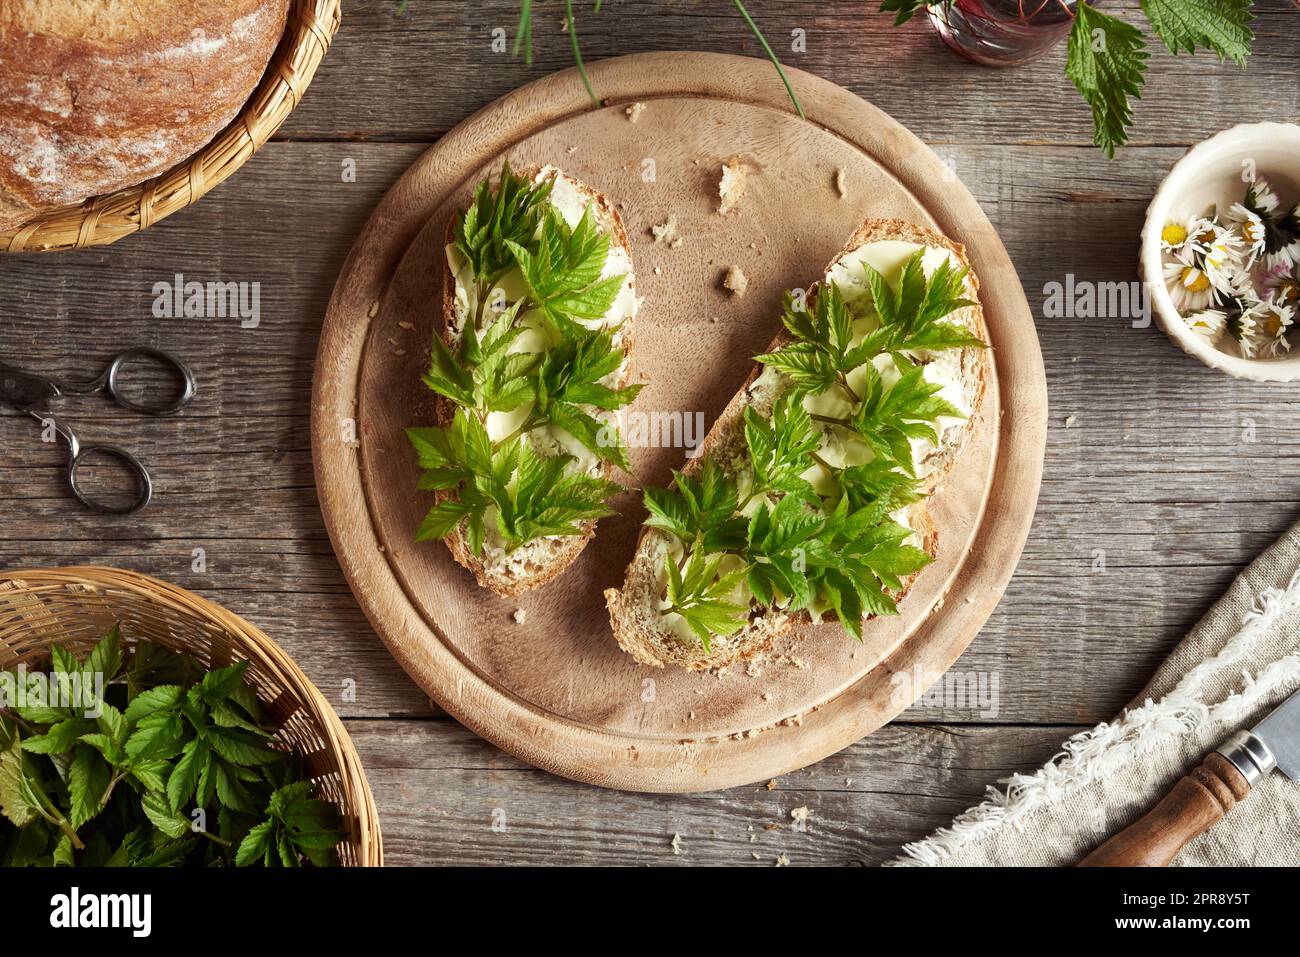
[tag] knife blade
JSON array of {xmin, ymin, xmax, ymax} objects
[
  {"xmin": 1079, "ymin": 684, "xmax": 1300, "ymax": 866},
  {"xmin": 1222, "ymin": 684, "xmax": 1300, "ymax": 782}
]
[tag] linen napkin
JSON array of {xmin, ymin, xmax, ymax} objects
[{"xmin": 893, "ymin": 518, "xmax": 1300, "ymax": 866}]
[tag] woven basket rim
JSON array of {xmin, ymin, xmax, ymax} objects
[
  {"xmin": 1, "ymin": 0, "xmax": 342, "ymax": 254},
  {"xmin": 0, "ymin": 565, "xmax": 383, "ymax": 867}
]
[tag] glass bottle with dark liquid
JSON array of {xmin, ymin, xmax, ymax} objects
[{"xmin": 928, "ymin": 0, "xmax": 1082, "ymax": 67}]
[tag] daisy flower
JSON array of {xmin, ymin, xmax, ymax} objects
[
  {"xmin": 1261, "ymin": 264, "xmax": 1300, "ymax": 309},
  {"xmin": 1198, "ymin": 224, "xmax": 1245, "ymax": 289},
  {"xmin": 1226, "ymin": 203, "xmax": 1267, "ymax": 266},
  {"xmin": 1163, "ymin": 254, "xmax": 1215, "ymax": 313},
  {"xmin": 1245, "ymin": 296, "xmax": 1295, "ymax": 358},
  {"xmin": 1183, "ymin": 308, "xmax": 1227, "ymax": 342},
  {"xmin": 1263, "ymin": 206, "xmax": 1300, "ymax": 270},
  {"xmin": 1245, "ymin": 177, "xmax": 1282, "ymax": 216},
  {"xmin": 1225, "ymin": 307, "xmax": 1258, "ymax": 354},
  {"xmin": 1158, "ymin": 214, "xmax": 1210, "ymax": 255}
]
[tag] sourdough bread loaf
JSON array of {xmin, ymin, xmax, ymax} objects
[{"xmin": 0, "ymin": 0, "xmax": 290, "ymax": 229}]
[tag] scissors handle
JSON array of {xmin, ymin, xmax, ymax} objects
[
  {"xmin": 61, "ymin": 347, "xmax": 197, "ymax": 416},
  {"xmin": 67, "ymin": 441, "xmax": 153, "ymax": 516},
  {"xmin": 24, "ymin": 410, "xmax": 153, "ymax": 515},
  {"xmin": 106, "ymin": 347, "xmax": 197, "ymax": 416}
]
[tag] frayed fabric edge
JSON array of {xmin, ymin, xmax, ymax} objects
[{"xmin": 889, "ymin": 567, "xmax": 1300, "ymax": 867}]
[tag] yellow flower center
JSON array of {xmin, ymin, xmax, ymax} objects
[
  {"xmin": 1161, "ymin": 224, "xmax": 1188, "ymax": 245},
  {"xmin": 1196, "ymin": 227, "xmax": 1218, "ymax": 244},
  {"xmin": 1181, "ymin": 267, "xmax": 1211, "ymax": 292},
  {"xmin": 1243, "ymin": 221, "xmax": 1260, "ymax": 243},
  {"xmin": 1266, "ymin": 313, "xmax": 1284, "ymax": 338}
]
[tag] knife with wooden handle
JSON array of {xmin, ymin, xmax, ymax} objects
[{"xmin": 1079, "ymin": 685, "xmax": 1300, "ymax": 866}]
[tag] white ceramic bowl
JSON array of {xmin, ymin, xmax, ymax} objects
[{"xmin": 1141, "ymin": 121, "xmax": 1300, "ymax": 382}]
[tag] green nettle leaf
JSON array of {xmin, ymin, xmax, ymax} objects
[
  {"xmin": 643, "ymin": 458, "xmax": 749, "ymax": 554},
  {"xmin": 83, "ymin": 625, "xmax": 124, "ymax": 687},
  {"xmin": 141, "ymin": 790, "xmax": 191, "ymax": 840},
  {"xmin": 852, "ymin": 356, "xmax": 963, "ymax": 475},
  {"xmin": 0, "ymin": 720, "xmax": 43, "ymax": 827},
  {"xmin": 744, "ymin": 395, "xmax": 820, "ymax": 496},
  {"xmin": 877, "ymin": 0, "xmax": 943, "ymax": 25},
  {"xmin": 235, "ymin": 819, "xmax": 274, "ymax": 867},
  {"xmin": 506, "ymin": 205, "xmax": 627, "ymax": 326},
  {"xmin": 123, "ymin": 684, "xmax": 183, "ymax": 725},
  {"xmin": 20, "ymin": 719, "xmax": 91, "ymax": 756},
  {"xmin": 167, "ymin": 739, "xmax": 208, "ymax": 813},
  {"xmin": 1139, "ymin": 0, "xmax": 1252, "ymax": 63},
  {"xmin": 67, "ymin": 744, "xmax": 112, "ymax": 829},
  {"xmin": 1067, "ymin": 3, "xmax": 1150, "ymax": 158},
  {"xmin": 663, "ymin": 542, "xmax": 750, "ymax": 652},
  {"xmin": 453, "ymin": 159, "xmax": 553, "ymax": 288},
  {"xmin": 236, "ymin": 782, "xmax": 343, "ymax": 868}
]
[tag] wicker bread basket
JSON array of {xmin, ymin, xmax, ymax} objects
[
  {"xmin": 0, "ymin": 567, "xmax": 382, "ymax": 866},
  {"xmin": 0, "ymin": 0, "xmax": 342, "ymax": 254}
]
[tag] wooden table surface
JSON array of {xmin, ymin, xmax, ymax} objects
[{"xmin": 2, "ymin": 0, "xmax": 1298, "ymax": 866}]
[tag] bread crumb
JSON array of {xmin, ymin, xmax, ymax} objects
[
  {"xmin": 650, "ymin": 215, "xmax": 683, "ymax": 248},
  {"xmin": 788, "ymin": 656, "xmax": 808, "ymax": 670},
  {"xmin": 1064, "ymin": 414, "xmax": 1078, "ymax": 428},
  {"xmin": 764, "ymin": 823, "xmax": 781, "ymax": 831},
  {"xmin": 775, "ymin": 854, "xmax": 790, "ymax": 867},
  {"xmin": 745, "ymin": 661, "xmax": 763, "ymax": 678},
  {"xmin": 790, "ymin": 806, "xmax": 812, "ymax": 828},
  {"xmin": 751, "ymin": 851, "xmax": 761, "ymax": 860},
  {"xmin": 834, "ymin": 167, "xmax": 848, "ymax": 198},
  {"xmin": 397, "ymin": 321, "xmax": 415, "ymax": 331},
  {"xmin": 688, "ymin": 710, "xmax": 695, "ymax": 719},
  {"xmin": 718, "ymin": 156, "xmax": 748, "ymax": 214},
  {"xmin": 653, "ymin": 265, "xmax": 662, "ymax": 275},
  {"xmin": 760, "ymin": 691, "xmax": 772, "ymax": 702},
  {"xmin": 845, "ymin": 778, "xmax": 853, "ymax": 786},
  {"xmin": 765, "ymin": 779, "xmax": 778, "ymax": 791},
  {"xmin": 670, "ymin": 833, "xmax": 683, "ymax": 856},
  {"xmin": 566, "ymin": 145, "xmax": 578, "ymax": 154},
  {"xmin": 722, "ymin": 265, "xmax": 748, "ymax": 297},
  {"xmin": 512, "ymin": 608, "xmax": 527, "ymax": 624},
  {"xmin": 625, "ymin": 101, "xmax": 645, "ymax": 123}
]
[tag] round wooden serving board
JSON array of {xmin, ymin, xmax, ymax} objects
[{"xmin": 312, "ymin": 53, "xmax": 1047, "ymax": 792}]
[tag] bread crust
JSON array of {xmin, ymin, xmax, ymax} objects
[
  {"xmin": 606, "ymin": 218, "xmax": 987, "ymax": 670},
  {"xmin": 432, "ymin": 165, "xmax": 636, "ymax": 598},
  {"xmin": 0, "ymin": 0, "xmax": 290, "ymax": 228}
]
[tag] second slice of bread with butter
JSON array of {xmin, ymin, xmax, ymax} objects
[{"xmin": 605, "ymin": 218, "xmax": 988, "ymax": 671}]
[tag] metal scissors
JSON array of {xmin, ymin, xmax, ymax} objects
[{"xmin": 0, "ymin": 348, "xmax": 197, "ymax": 515}]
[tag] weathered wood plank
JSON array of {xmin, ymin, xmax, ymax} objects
[
  {"xmin": 342, "ymin": 716, "xmax": 1080, "ymax": 865},
  {"xmin": 283, "ymin": 1, "xmax": 1299, "ymax": 148}
]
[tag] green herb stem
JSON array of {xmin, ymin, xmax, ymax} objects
[
  {"xmin": 564, "ymin": 0, "xmax": 599, "ymax": 107},
  {"xmin": 732, "ymin": 0, "xmax": 805, "ymax": 119}
]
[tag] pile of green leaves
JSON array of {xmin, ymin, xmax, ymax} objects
[
  {"xmin": 881, "ymin": 0, "xmax": 1254, "ymax": 157},
  {"xmin": 0, "ymin": 627, "xmax": 343, "ymax": 867},
  {"xmin": 409, "ymin": 161, "xmax": 641, "ymax": 555},
  {"xmin": 643, "ymin": 250, "xmax": 983, "ymax": 648}
]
